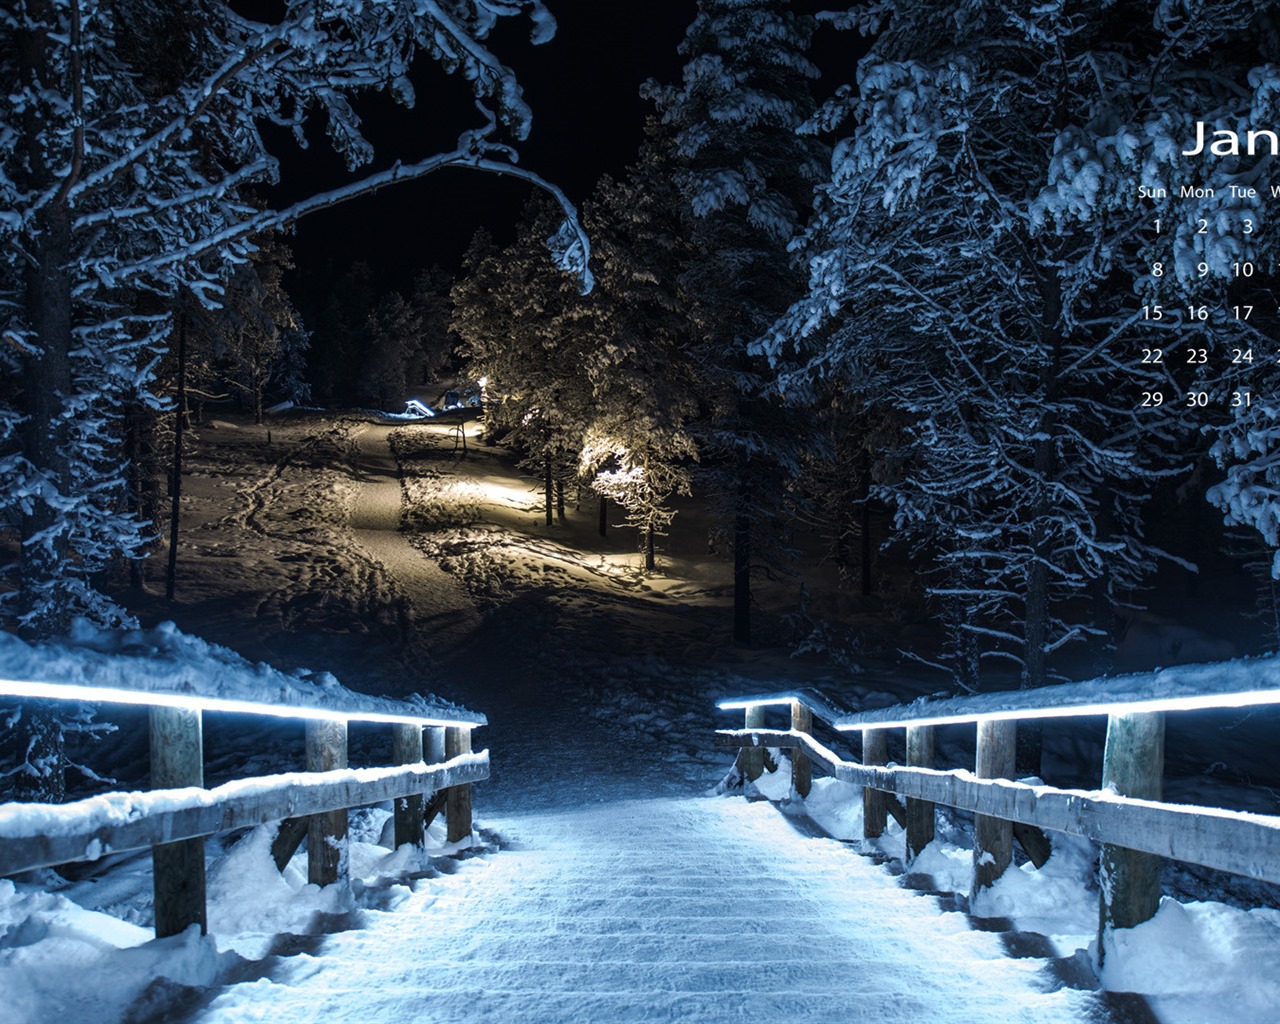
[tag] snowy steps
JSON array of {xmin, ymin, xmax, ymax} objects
[{"xmin": 192, "ymin": 795, "xmax": 1142, "ymax": 1023}]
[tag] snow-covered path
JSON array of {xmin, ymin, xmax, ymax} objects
[
  {"xmin": 190, "ymin": 794, "xmax": 1110, "ymax": 1024},
  {"xmin": 346, "ymin": 424, "xmax": 481, "ymax": 668}
]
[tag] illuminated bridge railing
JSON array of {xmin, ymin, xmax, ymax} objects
[
  {"xmin": 0, "ymin": 679, "xmax": 488, "ymax": 939},
  {"xmin": 715, "ymin": 667, "xmax": 1280, "ymax": 961}
]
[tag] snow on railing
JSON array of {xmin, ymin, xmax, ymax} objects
[
  {"xmin": 0, "ymin": 679, "xmax": 487, "ymax": 940},
  {"xmin": 715, "ymin": 671, "xmax": 1280, "ymax": 967}
]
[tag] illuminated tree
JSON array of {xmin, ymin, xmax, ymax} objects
[{"xmin": 644, "ymin": 0, "xmax": 826, "ymax": 643}]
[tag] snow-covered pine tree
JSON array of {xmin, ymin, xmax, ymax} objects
[
  {"xmin": 765, "ymin": 0, "xmax": 1280, "ymax": 693},
  {"xmin": 358, "ymin": 293, "xmax": 421, "ymax": 412},
  {"xmin": 193, "ymin": 235, "xmax": 305, "ymax": 424},
  {"xmin": 643, "ymin": 0, "xmax": 827, "ymax": 644},
  {"xmin": 408, "ymin": 266, "xmax": 461, "ymax": 387},
  {"xmin": 577, "ymin": 155, "xmax": 700, "ymax": 571},
  {"xmin": 1, "ymin": 0, "xmax": 586, "ymax": 801},
  {"xmin": 452, "ymin": 201, "xmax": 595, "ymax": 525}
]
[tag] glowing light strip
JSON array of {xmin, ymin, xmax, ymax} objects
[
  {"xmin": 717, "ymin": 697, "xmax": 799, "ymax": 711},
  {"xmin": 832, "ymin": 688, "xmax": 1280, "ymax": 731},
  {"xmin": 0, "ymin": 678, "xmax": 481, "ymax": 729}
]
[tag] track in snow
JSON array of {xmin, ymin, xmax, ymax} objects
[
  {"xmin": 346, "ymin": 423, "xmax": 482, "ymax": 670},
  {"xmin": 187, "ymin": 795, "xmax": 1130, "ymax": 1024}
]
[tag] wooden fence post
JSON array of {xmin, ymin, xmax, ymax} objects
[
  {"xmin": 150, "ymin": 707, "xmax": 206, "ymax": 938},
  {"xmin": 445, "ymin": 726, "xmax": 473, "ymax": 844},
  {"xmin": 739, "ymin": 706, "xmax": 766, "ymax": 782},
  {"xmin": 1098, "ymin": 711, "xmax": 1165, "ymax": 964},
  {"xmin": 862, "ymin": 728, "xmax": 888, "ymax": 839},
  {"xmin": 306, "ymin": 718, "xmax": 348, "ymax": 886},
  {"xmin": 972, "ymin": 720, "xmax": 1017, "ymax": 899},
  {"xmin": 791, "ymin": 701, "xmax": 812, "ymax": 798},
  {"xmin": 392, "ymin": 724, "xmax": 425, "ymax": 850},
  {"xmin": 905, "ymin": 725, "xmax": 935, "ymax": 862}
]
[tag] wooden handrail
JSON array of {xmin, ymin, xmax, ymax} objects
[
  {"xmin": 0, "ymin": 753, "xmax": 489, "ymax": 876},
  {"xmin": 717, "ymin": 661, "xmax": 1280, "ymax": 731},
  {"xmin": 716, "ymin": 671, "xmax": 1280, "ymax": 966},
  {"xmin": 715, "ymin": 726, "xmax": 1280, "ymax": 886},
  {"xmin": 717, "ymin": 687, "xmax": 853, "ymax": 729},
  {"xmin": 1, "ymin": 680, "xmax": 489, "ymax": 939},
  {"xmin": 832, "ymin": 660, "xmax": 1280, "ymax": 729}
]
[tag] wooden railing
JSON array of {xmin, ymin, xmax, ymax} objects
[
  {"xmin": 716, "ymin": 670, "xmax": 1280, "ymax": 962},
  {"xmin": 0, "ymin": 687, "xmax": 488, "ymax": 940}
]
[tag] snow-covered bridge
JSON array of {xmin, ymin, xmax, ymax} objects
[
  {"xmin": 10, "ymin": 640, "xmax": 1280, "ymax": 1023},
  {"xmin": 189, "ymin": 794, "xmax": 1118, "ymax": 1024}
]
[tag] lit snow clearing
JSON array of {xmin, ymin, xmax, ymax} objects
[
  {"xmin": 347, "ymin": 422, "xmax": 481, "ymax": 666},
  {"xmin": 193, "ymin": 795, "xmax": 1105, "ymax": 1024}
]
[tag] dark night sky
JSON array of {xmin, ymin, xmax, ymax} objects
[
  {"xmin": 277, "ymin": 1, "xmax": 853, "ymax": 293},
  {"xmin": 278, "ymin": 2, "xmax": 693, "ymax": 291}
]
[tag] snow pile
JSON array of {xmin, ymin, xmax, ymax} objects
[
  {"xmin": 774, "ymin": 772, "xmax": 1280, "ymax": 1023},
  {"xmin": 0, "ymin": 620, "xmax": 483, "ymax": 724},
  {"xmin": 1, "ymin": 808, "xmax": 471, "ymax": 1022},
  {"xmin": 1103, "ymin": 899, "xmax": 1280, "ymax": 1024},
  {"xmin": 0, "ymin": 880, "xmax": 219, "ymax": 1024}
]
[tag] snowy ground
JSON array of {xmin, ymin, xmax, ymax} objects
[{"xmin": 6, "ymin": 408, "xmax": 1280, "ymax": 1022}]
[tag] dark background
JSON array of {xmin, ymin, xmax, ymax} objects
[
  {"xmin": 270, "ymin": 1, "xmax": 858, "ymax": 292},
  {"xmin": 273, "ymin": 1, "xmax": 690, "ymax": 291}
]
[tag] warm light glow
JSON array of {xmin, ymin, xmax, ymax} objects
[
  {"xmin": 477, "ymin": 377, "xmax": 488, "ymax": 388},
  {"xmin": 0, "ymin": 678, "xmax": 481, "ymax": 729},
  {"xmin": 834, "ymin": 688, "xmax": 1280, "ymax": 731}
]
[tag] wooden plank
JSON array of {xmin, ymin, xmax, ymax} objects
[
  {"xmin": 271, "ymin": 816, "xmax": 308, "ymax": 871},
  {"xmin": 715, "ymin": 728, "xmax": 1280, "ymax": 886},
  {"xmin": 885, "ymin": 793, "xmax": 907, "ymax": 830},
  {"xmin": 422, "ymin": 725, "xmax": 447, "ymax": 832},
  {"xmin": 445, "ymin": 727, "xmax": 473, "ymax": 844},
  {"xmin": 862, "ymin": 728, "xmax": 888, "ymax": 839},
  {"xmin": 392, "ymin": 724, "xmax": 424, "ymax": 850},
  {"xmin": 1099, "ymin": 711, "xmax": 1165, "ymax": 961},
  {"xmin": 150, "ymin": 707, "xmax": 206, "ymax": 938},
  {"xmin": 973, "ymin": 720, "xmax": 1016, "ymax": 897},
  {"xmin": 1013, "ymin": 821, "xmax": 1052, "ymax": 869},
  {"xmin": 0, "ymin": 757, "xmax": 489, "ymax": 876},
  {"xmin": 739, "ymin": 706, "xmax": 767, "ymax": 782},
  {"xmin": 423, "ymin": 790, "xmax": 447, "ymax": 830},
  {"xmin": 791, "ymin": 702, "xmax": 813, "ymax": 798},
  {"xmin": 905, "ymin": 725, "xmax": 934, "ymax": 861},
  {"xmin": 306, "ymin": 719, "xmax": 348, "ymax": 887},
  {"xmin": 425, "ymin": 726, "xmax": 446, "ymax": 765}
]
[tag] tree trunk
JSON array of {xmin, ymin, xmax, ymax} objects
[
  {"xmin": 14, "ymin": 13, "xmax": 75, "ymax": 798},
  {"xmin": 859, "ymin": 446, "xmax": 873, "ymax": 597},
  {"xmin": 556, "ymin": 476, "xmax": 566, "ymax": 522},
  {"xmin": 123, "ymin": 396, "xmax": 159, "ymax": 592},
  {"xmin": 645, "ymin": 528, "xmax": 655, "ymax": 572},
  {"xmin": 166, "ymin": 311, "xmax": 188, "ymax": 602},
  {"xmin": 20, "ymin": 212, "xmax": 74, "ymax": 636},
  {"xmin": 733, "ymin": 501, "xmax": 751, "ymax": 646},
  {"xmin": 1019, "ymin": 276, "xmax": 1064, "ymax": 776},
  {"xmin": 544, "ymin": 454, "xmax": 553, "ymax": 527},
  {"xmin": 1089, "ymin": 485, "xmax": 1118, "ymax": 678},
  {"xmin": 598, "ymin": 495, "xmax": 608, "ymax": 537}
]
